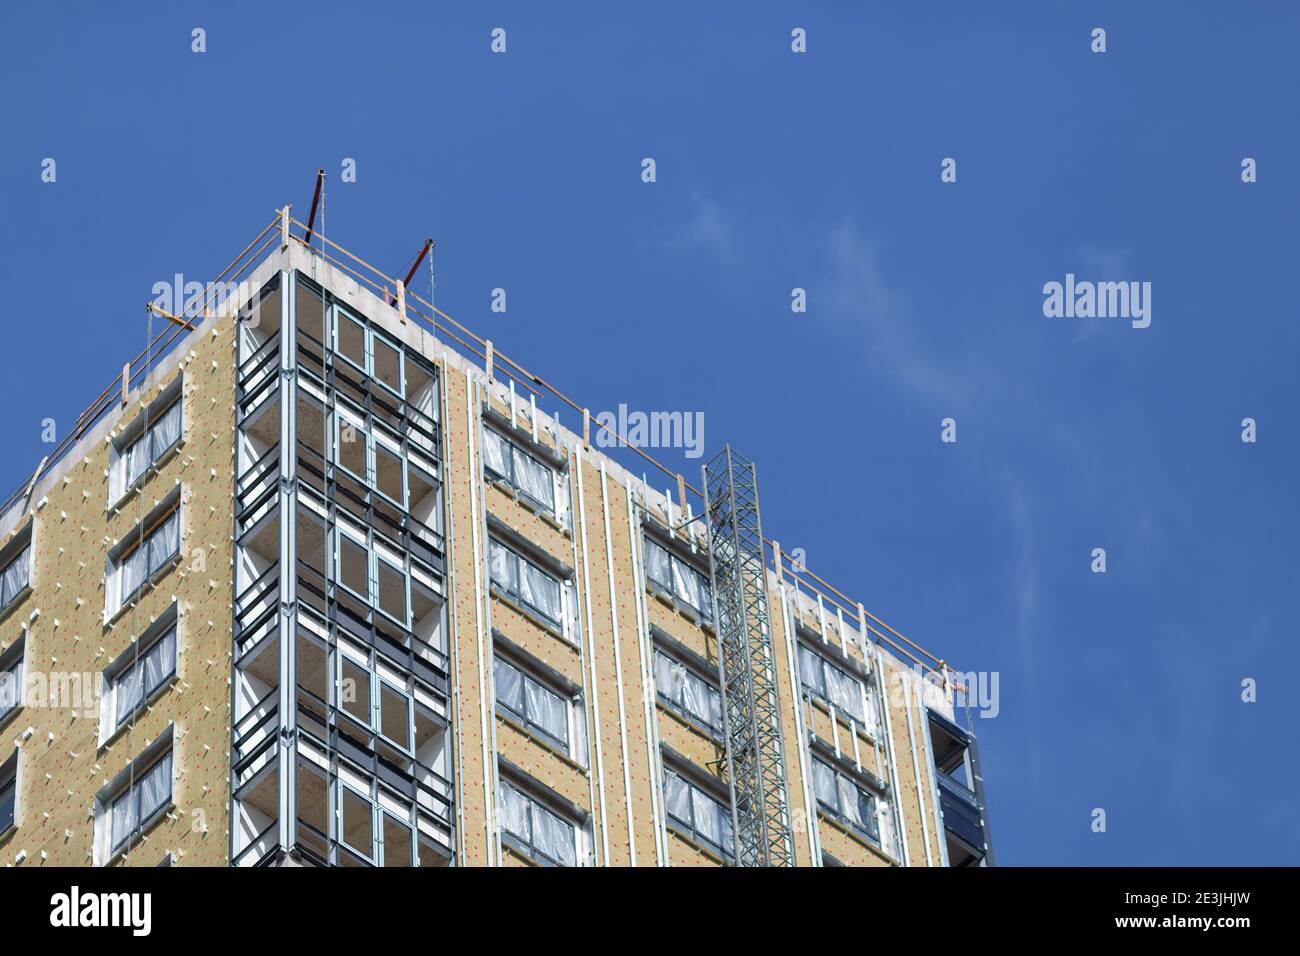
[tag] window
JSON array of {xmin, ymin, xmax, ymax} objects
[
  {"xmin": 108, "ymin": 750, "xmax": 173, "ymax": 855},
  {"xmin": 643, "ymin": 538, "xmax": 712, "ymax": 618},
  {"xmin": 0, "ymin": 540, "xmax": 32, "ymax": 618},
  {"xmin": 812, "ymin": 758, "xmax": 879, "ymax": 843},
  {"xmin": 333, "ymin": 404, "xmax": 408, "ymax": 508},
  {"xmin": 494, "ymin": 656, "xmax": 585, "ymax": 762},
  {"xmin": 103, "ymin": 620, "xmax": 177, "ymax": 738},
  {"xmin": 110, "ymin": 398, "xmax": 182, "ymax": 503},
  {"xmin": 109, "ymin": 505, "xmax": 180, "ymax": 617},
  {"xmin": 663, "ymin": 768, "xmax": 733, "ymax": 860},
  {"xmin": 333, "ymin": 523, "xmax": 412, "ymax": 627},
  {"xmin": 1, "ymin": 634, "xmax": 27, "ymax": 726},
  {"xmin": 0, "ymin": 749, "xmax": 17, "ymax": 834},
  {"xmin": 498, "ymin": 780, "xmax": 578, "ymax": 866},
  {"xmin": 332, "ymin": 306, "xmax": 406, "ymax": 399},
  {"xmin": 488, "ymin": 538, "xmax": 563, "ymax": 629},
  {"xmin": 481, "ymin": 427, "xmax": 556, "ymax": 515},
  {"xmin": 798, "ymin": 644, "xmax": 867, "ymax": 726},
  {"xmin": 653, "ymin": 649, "xmax": 722, "ymax": 735}
]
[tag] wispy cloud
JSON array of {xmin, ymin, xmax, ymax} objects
[
  {"xmin": 1068, "ymin": 243, "xmax": 1133, "ymax": 345},
  {"xmin": 817, "ymin": 221, "xmax": 985, "ymax": 411},
  {"xmin": 640, "ymin": 193, "xmax": 749, "ymax": 292}
]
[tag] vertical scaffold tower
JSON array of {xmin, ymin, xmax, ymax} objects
[{"xmin": 703, "ymin": 445, "xmax": 794, "ymax": 866}]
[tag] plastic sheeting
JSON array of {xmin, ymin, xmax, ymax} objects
[
  {"xmin": 498, "ymin": 782, "xmax": 531, "ymax": 842},
  {"xmin": 645, "ymin": 539, "xmax": 712, "ymax": 616},
  {"xmin": 148, "ymin": 512, "xmax": 180, "ymax": 574},
  {"xmin": 488, "ymin": 540, "xmax": 517, "ymax": 594},
  {"xmin": 813, "ymin": 758, "xmax": 878, "ymax": 840},
  {"xmin": 142, "ymin": 629, "xmax": 176, "ymax": 698},
  {"xmin": 110, "ymin": 751, "xmax": 172, "ymax": 850},
  {"xmin": 120, "ymin": 548, "xmax": 147, "ymax": 604},
  {"xmin": 531, "ymin": 802, "xmax": 577, "ymax": 866},
  {"xmin": 139, "ymin": 752, "xmax": 172, "ymax": 821},
  {"xmin": 512, "ymin": 449, "xmax": 554, "ymax": 511},
  {"xmin": 0, "ymin": 546, "xmax": 30, "ymax": 608},
  {"xmin": 498, "ymin": 781, "xmax": 577, "ymax": 866},
  {"xmin": 113, "ymin": 400, "xmax": 182, "ymax": 502},
  {"xmin": 664, "ymin": 770, "xmax": 733, "ymax": 856},
  {"xmin": 493, "ymin": 538, "xmax": 563, "ymax": 627},
  {"xmin": 0, "ymin": 656, "xmax": 22, "ymax": 717},
  {"xmin": 518, "ymin": 560, "xmax": 562, "ymax": 625},
  {"xmin": 481, "ymin": 427, "xmax": 509, "ymax": 480},
  {"xmin": 823, "ymin": 664, "xmax": 865, "ymax": 724},
  {"xmin": 482, "ymin": 428, "xmax": 556, "ymax": 513},
  {"xmin": 115, "ymin": 510, "xmax": 179, "ymax": 610},
  {"xmin": 643, "ymin": 539, "xmax": 672, "ymax": 590},
  {"xmin": 124, "ymin": 438, "xmax": 150, "ymax": 491},
  {"xmin": 495, "ymin": 658, "xmax": 569, "ymax": 747},
  {"xmin": 799, "ymin": 645, "xmax": 865, "ymax": 724},
  {"xmin": 114, "ymin": 665, "xmax": 144, "ymax": 724},
  {"xmin": 150, "ymin": 401, "xmax": 182, "ymax": 459},
  {"xmin": 494, "ymin": 657, "xmax": 525, "ymax": 714},
  {"xmin": 525, "ymin": 678, "xmax": 568, "ymax": 745},
  {"xmin": 113, "ymin": 627, "xmax": 176, "ymax": 727},
  {"xmin": 654, "ymin": 650, "xmax": 722, "ymax": 732}
]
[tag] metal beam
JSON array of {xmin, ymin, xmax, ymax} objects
[{"xmin": 703, "ymin": 445, "xmax": 794, "ymax": 866}]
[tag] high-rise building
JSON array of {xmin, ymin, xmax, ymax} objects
[{"xmin": 0, "ymin": 209, "xmax": 993, "ymax": 868}]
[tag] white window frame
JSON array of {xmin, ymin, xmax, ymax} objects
[
  {"xmin": 663, "ymin": 767, "xmax": 734, "ymax": 861},
  {"xmin": 493, "ymin": 654, "xmax": 587, "ymax": 765},
  {"xmin": 99, "ymin": 605, "xmax": 179, "ymax": 744},
  {"xmin": 0, "ymin": 747, "xmax": 19, "ymax": 837},
  {"xmin": 0, "ymin": 527, "xmax": 33, "ymax": 621},
  {"xmin": 105, "ymin": 494, "xmax": 182, "ymax": 622},
  {"xmin": 331, "ymin": 304, "xmax": 406, "ymax": 400},
  {"xmin": 653, "ymin": 647, "xmax": 723, "ymax": 737},
  {"xmin": 643, "ymin": 537, "xmax": 713, "ymax": 619},
  {"xmin": 93, "ymin": 726, "xmax": 175, "ymax": 866},
  {"xmin": 481, "ymin": 425, "xmax": 559, "ymax": 518},
  {"xmin": 497, "ymin": 778, "xmax": 585, "ymax": 867},
  {"xmin": 0, "ymin": 632, "xmax": 26, "ymax": 728},
  {"xmin": 108, "ymin": 379, "xmax": 184, "ymax": 507},
  {"xmin": 337, "ymin": 776, "xmax": 378, "ymax": 865},
  {"xmin": 797, "ymin": 642, "xmax": 870, "ymax": 729},
  {"xmin": 333, "ymin": 522, "xmax": 412, "ymax": 629},
  {"xmin": 487, "ymin": 537, "xmax": 571, "ymax": 638},
  {"xmin": 812, "ymin": 756, "xmax": 881, "ymax": 845},
  {"xmin": 379, "ymin": 809, "xmax": 415, "ymax": 867},
  {"xmin": 332, "ymin": 401, "xmax": 409, "ymax": 511}
]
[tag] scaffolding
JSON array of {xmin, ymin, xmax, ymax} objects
[{"xmin": 703, "ymin": 445, "xmax": 794, "ymax": 867}]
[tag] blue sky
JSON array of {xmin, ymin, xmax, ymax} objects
[{"xmin": 2, "ymin": 2, "xmax": 1297, "ymax": 865}]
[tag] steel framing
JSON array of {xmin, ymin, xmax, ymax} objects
[{"xmin": 703, "ymin": 445, "xmax": 794, "ymax": 867}]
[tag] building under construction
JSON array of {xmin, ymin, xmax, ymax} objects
[{"xmin": 0, "ymin": 200, "xmax": 993, "ymax": 868}]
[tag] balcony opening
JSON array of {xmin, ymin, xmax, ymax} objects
[{"xmin": 928, "ymin": 708, "xmax": 989, "ymax": 867}]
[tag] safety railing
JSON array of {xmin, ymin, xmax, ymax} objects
[
  {"xmin": 295, "ymin": 440, "xmax": 446, "ymax": 578},
  {"xmin": 0, "ymin": 214, "xmax": 283, "ymax": 527},
  {"xmin": 232, "ymin": 819, "xmax": 280, "ymax": 868},
  {"xmin": 280, "ymin": 212, "xmax": 961, "ymax": 685},
  {"xmin": 232, "ymin": 688, "xmax": 280, "ymax": 793},
  {"xmin": 296, "ymin": 560, "xmax": 450, "ymax": 688},
  {"xmin": 233, "ymin": 562, "xmax": 280, "ymax": 662},
  {"xmin": 0, "ymin": 207, "xmax": 962, "ymax": 689}
]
